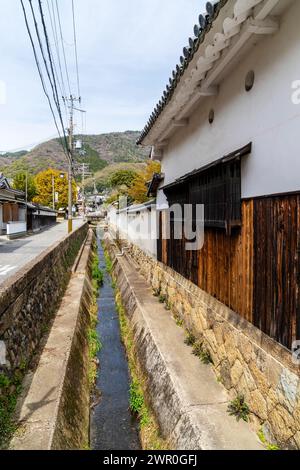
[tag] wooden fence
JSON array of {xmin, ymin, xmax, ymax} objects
[{"xmin": 157, "ymin": 195, "xmax": 300, "ymax": 350}]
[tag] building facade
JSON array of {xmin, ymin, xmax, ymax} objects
[
  {"xmin": 0, "ymin": 174, "xmax": 27, "ymax": 237},
  {"xmin": 0, "ymin": 174, "xmax": 57, "ymax": 238},
  {"xmin": 138, "ymin": 0, "xmax": 300, "ymax": 351}
]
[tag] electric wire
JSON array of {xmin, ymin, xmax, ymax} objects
[
  {"xmin": 71, "ymin": 0, "xmax": 81, "ymax": 99},
  {"xmin": 55, "ymin": 0, "xmax": 71, "ymax": 96},
  {"xmin": 37, "ymin": 0, "xmax": 71, "ymax": 161},
  {"xmin": 46, "ymin": 0, "xmax": 68, "ymax": 119},
  {"xmin": 21, "ymin": 0, "xmax": 83, "ymax": 180},
  {"xmin": 20, "ymin": 0, "xmax": 69, "ymax": 163}
]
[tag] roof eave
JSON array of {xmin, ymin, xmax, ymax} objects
[{"xmin": 139, "ymin": 0, "xmax": 284, "ymax": 148}]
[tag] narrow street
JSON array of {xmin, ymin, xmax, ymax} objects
[
  {"xmin": 90, "ymin": 236, "xmax": 140, "ymax": 450},
  {"xmin": 0, "ymin": 219, "xmax": 84, "ymax": 285}
]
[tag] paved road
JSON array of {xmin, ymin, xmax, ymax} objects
[{"xmin": 0, "ymin": 219, "xmax": 84, "ymax": 285}]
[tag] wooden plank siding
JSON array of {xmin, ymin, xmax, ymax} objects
[
  {"xmin": 253, "ymin": 195, "xmax": 300, "ymax": 349},
  {"xmin": 157, "ymin": 195, "xmax": 300, "ymax": 350}
]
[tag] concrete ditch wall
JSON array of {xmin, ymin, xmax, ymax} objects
[
  {"xmin": 104, "ymin": 235, "xmax": 262, "ymax": 450},
  {"xmin": 0, "ymin": 223, "xmax": 88, "ymax": 375},
  {"xmin": 10, "ymin": 230, "xmax": 94, "ymax": 450},
  {"xmin": 114, "ymin": 238, "xmax": 300, "ymax": 450}
]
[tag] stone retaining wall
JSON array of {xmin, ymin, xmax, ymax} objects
[
  {"xmin": 10, "ymin": 230, "xmax": 94, "ymax": 450},
  {"xmin": 120, "ymin": 240, "xmax": 300, "ymax": 450},
  {"xmin": 0, "ymin": 223, "xmax": 88, "ymax": 375}
]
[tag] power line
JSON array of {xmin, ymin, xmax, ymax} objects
[
  {"xmin": 37, "ymin": 0, "xmax": 70, "ymax": 161},
  {"xmin": 55, "ymin": 0, "xmax": 71, "ymax": 96},
  {"xmin": 46, "ymin": 0, "xmax": 67, "ymax": 109},
  {"xmin": 71, "ymin": 0, "xmax": 81, "ymax": 99},
  {"xmin": 20, "ymin": 0, "xmax": 69, "ymax": 162},
  {"xmin": 29, "ymin": 0, "xmax": 58, "ymax": 109}
]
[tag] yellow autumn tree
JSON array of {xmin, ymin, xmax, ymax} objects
[
  {"xmin": 128, "ymin": 160, "xmax": 161, "ymax": 204},
  {"xmin": 33, "ymin": 168, "xmax": 77, "ymax": 209}
]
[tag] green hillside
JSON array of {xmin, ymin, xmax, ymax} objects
[{"xmin": 0, "ymin": 131, "xmax": 149, "ymax": 178}]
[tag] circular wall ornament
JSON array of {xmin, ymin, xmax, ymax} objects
[
  {"xmin": 208, "ymin": 109, "xmax": 215, "ymax": 124},
  {"xmin": 245, "ymin": 70, "xmax": 255, "ymax": 92}
]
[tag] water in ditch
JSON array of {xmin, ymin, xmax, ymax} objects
[{"xmin": 90, "ymin": 235, "xmax": 141, "ymax": 450}]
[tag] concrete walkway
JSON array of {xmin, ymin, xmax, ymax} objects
[
  {"xmin": 0, "ymin": 219, "xmax": 84, "ymax": 285},
  {"xmin": 110, "ymin": 241, "xmax": 263, "ymax": 450}
]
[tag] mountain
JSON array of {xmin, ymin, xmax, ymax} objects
[{"xmin": 0, "ymin": 131, "xmax": 149, "ymax": 177}]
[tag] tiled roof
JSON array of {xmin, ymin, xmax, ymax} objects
[
  {"xmin": 137, "ymin": 0, "xmax": 228, "ymax": 145},
  {"xmin": 0, "ymin": 174, "xmax": 11, "ymax": 190}
]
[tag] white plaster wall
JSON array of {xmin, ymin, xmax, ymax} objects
[
  {"xmin": 159, "ymin": 0, "xmax": 300, "ymax": 199},
  {"xmin": 107, "ymin": 206, "xmax": 158, "ymax": 258}
]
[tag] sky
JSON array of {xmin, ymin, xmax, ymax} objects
[{"xmin": 0, "ymin": 0, "xmax": 206, "ymax": 152}]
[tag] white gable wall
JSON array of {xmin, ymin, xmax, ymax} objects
[{"xmin": 158, "ymin": 0, "xmax": 300, "ymax": 203}]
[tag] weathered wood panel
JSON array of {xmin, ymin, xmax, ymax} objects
[
  {"xmin": 158, "ymin": 195, "xmax": 299, "ymax": 349},
  {"xmin": 3, "ymin": 203, "xmax": 11, "ymax": 223},
  {"xmin": 158, "ymin": 201, "xmax": 254, "ymax": 322},
  {"xmin": 195, "ymin": 201, "xmax": 254, "ymax": 322},
  {"xmin": 253, "ymin": 195, "xmax": 300, "ymax": 349}
]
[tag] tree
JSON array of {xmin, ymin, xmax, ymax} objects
[
  {"xmin": 128, "ymin": 161, "xmax": 161, "ymax": 204},
  {"xmin": 108, "ymin": 169, "xmax": 138, "ymax": 189},
  {"xmin": 12, "ymin": 172, "xmax": 37, "ymax": 201},
  {"xmin": 33, "ymin": 168, "xmax": 77, "ymax": 209}
]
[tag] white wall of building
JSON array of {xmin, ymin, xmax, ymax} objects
[
  {"xmin": 158, "ymin": 0, "xmax": 300, "ymax": 202},
  {"xmin": 107, "ymin": 204, "xmax": 158, "ymax": 258}
]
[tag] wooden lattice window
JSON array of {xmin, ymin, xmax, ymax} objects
[{"xmin": 162, "ymin": 144, "xmax": 251, "ymax": 234}]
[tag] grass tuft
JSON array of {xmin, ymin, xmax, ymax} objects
[
  {"xmin": 227, "ymin": 395, "xmax": 250, "ymax": 422},
  {"xmin": 192, "ymin": 341, "xmax": 213, "ymax": 365},
  {"xmin": 184, "ymin": 332, "xmax": 196, "ymax": 346},
  {"xmin": 0, "ymin": 373, "xmax": 22, "ymax": 449},
  {"xmin": 92, "ymin": 251, "xmax": 104, "ymax": 290},
  {"xmin": 257, "ymin": 428, "xmax": 280, "ymax": 451}
]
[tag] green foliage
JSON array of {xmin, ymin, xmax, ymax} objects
[
  {"xmin": 128, "ymin": 161, "xmax": 161, "ymax": 204},
  {"xmin": 76, "ymin": 143, "xmax": 108, "ymax": 174},
  {"xmin": 12, "ymin": 172, "xmax": 37, "ymax": 201},
  {"xmin": 184, "ymin": 332, "xmax": 196, "ymax": 346},
  {"xmin": 158, "ymin": 294, "xmax": 167, "ymax": 304},
  {"xmin": 152, "ymin": 288, "xmax": 161, "ymax": 297},
  {"xmin": 227, "ymin": 395, "xmax": 250, "ymax": 422},
  {"xmin": 104, "ymin": 249, "xmax": 113, "ymax": 273},
  {"xmin": 0, "ymin": 373, "xmax": 22, "ymax": 449},
  {"xmin": 0, "ymin": 150, "xmax": 28, "ymax": 159},
  {"xmin": 130, "ymin": 380, "xmax": 145, "ymax": 415},
  {"xmin": 92, "ymin": 252, "xmax": 103, "ymax": 289},
  {"xmin": 84, "ymin": 163, "xmax": 145, "ymax": 195},
  {"xmin": 174, "ymin": 316, "xmax": 184, "ymax": 327},
  {"xmin": 88, "ymin": 245, "xmax": 102, "ymax": 389},
  {"xmin": 88, "ymin": 328, "xmax": 101, "ymax": 360},
  {"xmin": 257, "ymin": 428, "xmax": 280, "ymax": 450},
  {"xmin": 114, "ymin": 282, "xmax": 168, "ymax": 449},
  {"xmin": 192, "ymin": 341, "xmax": 213, "ymax": 365},
  {"xmin": 108, "ymin": 169, "xmax": 138, "ymax": 189}
]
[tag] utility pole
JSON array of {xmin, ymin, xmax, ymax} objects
[
  {"xmin": 74, "ymin": 163, "xmax": 91, "ymax": 219},
  {"xmin": 52, "ymin": 174, "xmax": 55, "ymax": 210},
  {"xmin": 25, "ymin": 171, "xmax": 28, "ymax": 204},
  {"xmin": 25, "ymin": 171, "xmax": 28, "ymax": 232},
  {"xmin": 63, "ymin": 94, "xmax": 81, "ymax": 233}
]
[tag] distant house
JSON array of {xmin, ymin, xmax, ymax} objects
[
  {"xmin": 26, "ymin": 203, "xmax": 57, "ymax": 233},
  {"xmin": 0, "ymin": 173, "xmax": 57, "ymax": 238},
  {"xmin": 138, "ymin": 0, "xmax": 300, "ymax": 350},
  {"xmin": 0, "ymin": 173, "xmax": 27, "ymax": 238}
]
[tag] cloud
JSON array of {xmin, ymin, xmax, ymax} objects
[{"xmin": 0, "ymin": 0, "xmax": 206, "ymax": 151}]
